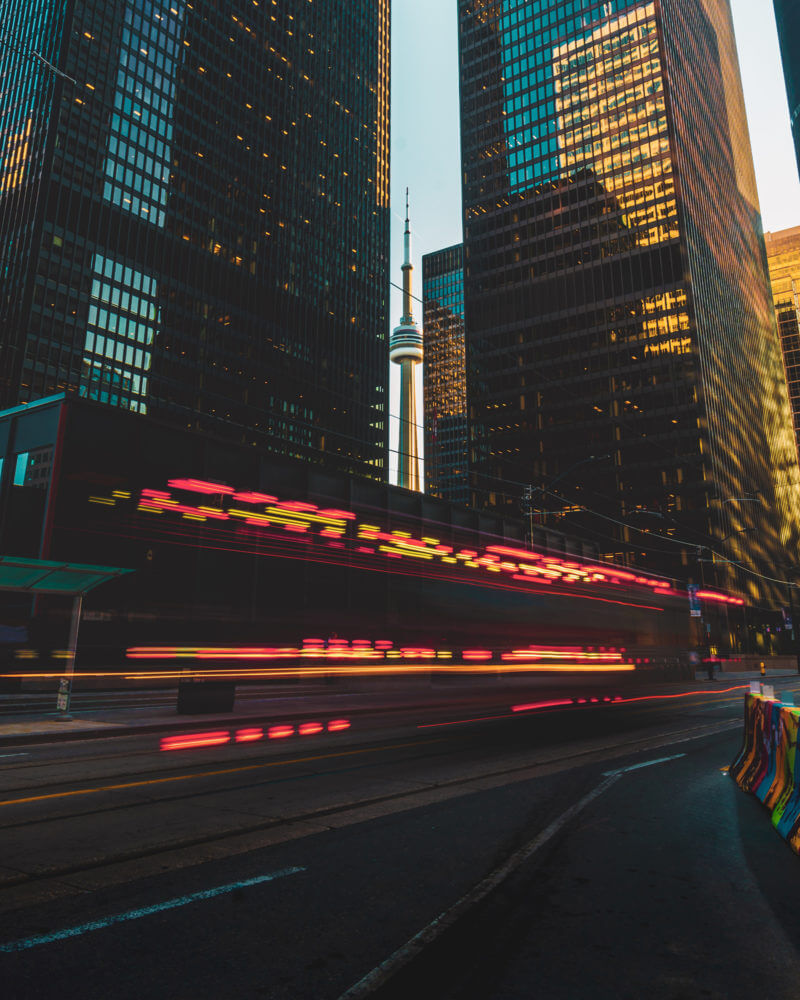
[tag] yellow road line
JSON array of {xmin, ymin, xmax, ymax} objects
[{"xmin": 0, "ymin": 738, "xmax": 443, "ymax": 808}]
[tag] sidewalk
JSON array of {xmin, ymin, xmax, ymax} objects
[{"xmin": 1, "ymin": 670, "xmax": 797, "ymax": 749}]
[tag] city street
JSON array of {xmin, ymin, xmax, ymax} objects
[
  {"xmin": 0, "ymin": 0, "xmax": 799, "ymax": 996},
  {"xmin": 0, "ymin": 678, "xmax": 798, "ymax": 998}
]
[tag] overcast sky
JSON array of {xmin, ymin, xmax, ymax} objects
[{"xmin": 388, "ymin": 0, "xmax": 800, "ymax": 480}]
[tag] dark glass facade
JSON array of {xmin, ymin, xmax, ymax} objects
[
  {"xmin": 458, "ymin": 0, "xmax": 800, "ymax": 605},
  {"xmin": 0, "ymin": 0, "xmax": 390, "ymax": 479},
  {"xmin": 774, "ymin": 0, "xmax": 800, "ymax": 179},
  {"xmin": 422, "ymin": 243, "xmax": 468, "ymax": 504}
]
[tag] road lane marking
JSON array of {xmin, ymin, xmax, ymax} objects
[
  {"xmin": 603, "ymin": 753, "xmax": 686, "ymax": 776},
  {"xmin": 338, "ymin": 772, "xmax": 624, "ymax": 1000},
  {"xmin": 0, "ymin": 738, "xmax": 444, "ymax": 808},
  {"xmin": 0, "ymin": 753, "xmax": 29, "ymax": 759},
  {"xmin": 0, "ymin": 867, "xmax": 305, "ymax": 952},
  {"xmin": 339, "ymin": 748, "xmax": 693, "ymax": 999}
]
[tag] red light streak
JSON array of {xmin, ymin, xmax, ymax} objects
[
  {"xmin": 696, "ymin": 590, "xmax": 744, "ymax": 605},
  {"xmin": 125, "ymin": 641, "xmax": 639, "ymax": 676},
  {"xmin": 501, "ymin": 647, "xmax": 625, "ymax": 663},
  {"xmin": 317, "ymin": 508, "xmax": 357, "ymax": 520},
  {"xmin": 168, "ymin": 478, "xmax": 236, "ymax": 495},
  {"xmin": 485, "ymin": 544, "xmax": 542, "ymax": 561},
  {"xmin": 123, "ymin": 476, "xmax": 682, "ymax": 611},
  {"xmin": 417, "ymin": 712, "xmax": 516, "ymax": 729},
  {"xmin": 327, "ymin": 719, "xmax": 351, "ymax": 731},
  {"xmin": 235, "ymin": 727, "xmax": 264, "ymax": 743},
  {"xmin": 160, "ymin": 731, "xmax": 231, "ymax": 751},
  {"xmin": 268, "ymin": 725, "xmax": 295, "ymax": 739},
  {"xmin": 616, "ymin": 686, "xmax": 746, "ymax": 704},
  {"xmin": 511, "ymin": 699, "xmax": 575, "ymax": 712},
  {"xmin": 492, "ymin": 663, "xmax": 635, "ymax": 673},
  {"xmin": 299, "ymin": 722, "xmax": 324, "ymax": 736},
  {"xmin": 232, "ymin": 491, "xmax": 278, "ymax": 504},
  {"xmin": 510, "ymin": 578, "xmax": 664, "ymax": 609}
]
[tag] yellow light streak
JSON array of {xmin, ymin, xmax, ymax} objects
[{"xmin": 378, "ymin": 545, "xmax": 434, "ymax": 560}]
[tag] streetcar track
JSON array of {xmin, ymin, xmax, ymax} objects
[
  {"xmin": 0, "ymin": 694, "xmax": 740, "ymax": 804},
  {"xmin": 0, "ymin": 717, "xmax": 737, "ymax": 892},
  {"xmin": 0, "ymin": 687, "xmax": 750, "ymax": 792},
  {"xmin": 0, "ymin": 739, "xmax": 451, "ymax": 831}
]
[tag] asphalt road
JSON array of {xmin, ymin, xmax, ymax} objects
[{"xmin": 0, "ymin": 681, "xmax": 798, "ymax": 999}]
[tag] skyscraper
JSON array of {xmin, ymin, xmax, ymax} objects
[
  {"xmin": 774, "ymin": 0, "xmax": 800, "ymax": 179},
  {"xmin": 422, "ymin": 243, "xmax": 468, "ymax": 504},
  {"xmin": 458, "ymin": 0, "xmax": 800, "ymax": 602},
  {"xmin": 766, "ymin": 227, "xmax": 800, "ymax": 458},
  {"xmin": 0, "ymin": 0, "xmax": 390, "ymax": 479}
]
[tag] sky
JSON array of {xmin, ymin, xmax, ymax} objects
[{"xmin": 387, "ymin": 0, "xmax": 800, "ymax": 482}]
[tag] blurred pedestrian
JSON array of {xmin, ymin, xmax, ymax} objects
[{"xmin": 705, "ymin": 643, "xmax": 717, "ymax": 681}]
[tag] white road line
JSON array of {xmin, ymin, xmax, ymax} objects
[
  {"xmin": 0, "ymin": 753, "xmax": 29, "ymax": 758},
  {"xmin": 603, "ymin": 753, "xmax": 686, "ymax": 776},
  {"xmin": 338, "ymin": 749, "xmax": 690, "ymax": 1000},
  {"xmin": 338, "ymin": 773, "xmax": 622, "ymax": 999},
  {"xmin": 0, "ymin": 867, "xmax": 305, "ymax": 952}
]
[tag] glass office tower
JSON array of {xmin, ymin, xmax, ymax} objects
[
  {"xmin": 774, "ymin": 0, "xmax": 800, "ymax": 179},
  {"xmin": 766, "ymin": 227, "xmax": 800, "ymax": 458},
  {"xmin": 458, "ymin": 0, "xmax": 800, "ymax": 602},
  {"xmin": 422, "ymin": 243, "xmax": 468, "ymax": 504},
  {"xmin": 0, "ymin": 0, "xmax": 390, "ymax": 479}
]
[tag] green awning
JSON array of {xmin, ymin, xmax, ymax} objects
[{"xmin": 0, "ymin": 557, "xmax": 133, "ymax": 595}]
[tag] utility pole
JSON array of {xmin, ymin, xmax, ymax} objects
[
  {"xmin": 520, "ymin": 485, "xmax": 536, "ymax": 546},
  {"xmin": 787, "ymin": 578, "xmax": 800, "ymax": 675}
]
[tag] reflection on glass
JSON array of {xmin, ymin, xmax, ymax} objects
[
  {"xmin": 423, "ymin": 245, "xmax": 469, "ymax": 504},
  {"xmin": 458, "ymin": 0, "xmax": 800, "ymax": 605}
]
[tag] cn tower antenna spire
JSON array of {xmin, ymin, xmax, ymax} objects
[
  {"xmin": 401, "ymin": 188, "xmax": 414, "ymax": 325},
  {"xmin": 390, "ymin": 188, "xmax": 423, "ymax": 492}
]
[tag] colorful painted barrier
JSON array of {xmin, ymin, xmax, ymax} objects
[{"xmin": 730, "ymin": 687, "xmax": 800, "ymax": 853}]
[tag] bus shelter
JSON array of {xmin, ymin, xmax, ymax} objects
[{"xmin": 0, "ymin": 556, "xmax": 133, "ymax": 715}]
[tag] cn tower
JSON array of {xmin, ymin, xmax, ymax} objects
[{"xmin": 390, "ymin": 192, "xmax": 423, "ymax": 491}]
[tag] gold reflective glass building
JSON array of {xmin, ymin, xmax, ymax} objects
[
  {"xmin": 766, "ymin": 227, "xmax": 800, "ymax": 458},
  {"xmin": 458, "ymin": 0, "xmax": 800, "ymax": 606},
  {"xmin": 422, "ymin": 244, "xmax": 469, "ymax": 504}
]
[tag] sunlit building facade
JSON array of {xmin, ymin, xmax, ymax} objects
[
  {"xmin": 766, "ymin": 227, "xmax": 800, "ymax": 458},
  {"xmin": 458, "ymin": 0, "xmax": 800, "ymax": 603},
  {"xmin": 0, "ymin": 0, "xmax": 390, "ymax": 479},
  {"xmin": 422, "ymin": 244, "xmax": 468, "ymax": 504},
  {"xmin": 774, "ymin": 0, "xmax": 800, "ymax": 179}
]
